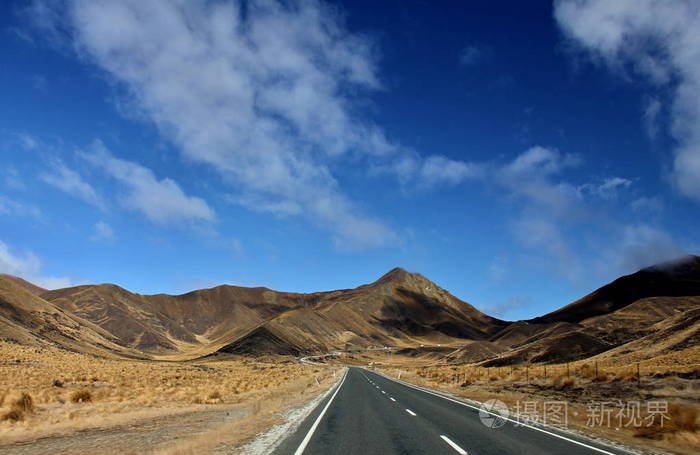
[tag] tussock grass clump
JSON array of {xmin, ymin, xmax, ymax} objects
[
  {"xmin": 1, "ymin": 409, "xmax": 23, "ymax": 422},
  {"xmin": 635, "ymin": 404, "xmax": 700, "ymax": 440},
  {"xmin": 591, "ymin": 372, "xmax": 609, "ymax": 382},
  {"xmin": 70, "ymin": 390, "xmax": 92, "ymax": 403},
  {"xmin": 12, "ymin": 393, "xmax": 35, "ymax": 413},
  {"xmin": 579, "ymin": 364, "xmax": 595, "ymax": 379},
  {"xmin": 551, "ymin": 374, "xmax": 575, "ymax": 389}
]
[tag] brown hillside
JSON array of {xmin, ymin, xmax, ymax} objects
[
  {"xmin": 30, "ymin": 268, "xmax": 506, "ymax": 359},
  {"xmin": 2, "ymin": 257, "xmax": 699, "ymax": 366},
  {"xmin": 0, "ymin": 274, "xmax": 47, "ymax": 296},
  {"xmin": 0, "ymin": 276, "xmax": 143, "ymax": 358},
  {"xmin": 532, "ymin": 255, "xmax": 700, "ymax": 324}
]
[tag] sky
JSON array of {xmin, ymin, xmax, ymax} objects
[{"xmin": 1, "ymin": 0, "xmax": 699, "ymax": 321}]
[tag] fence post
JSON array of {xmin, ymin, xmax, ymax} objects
[
  {"xmin": 566, "ymin": 362, "xmax": 570, "ymax": 378},
  {"xmin": 544, "ymin": 364, "xmax": 547, "ymax": 381},
  {"xmin": 637, "ymin": 362, "xmax": 641, "ymax": 386},
  {"xmin": 595, "ymin": 361, "xmax": 598, "ymax": 380}
]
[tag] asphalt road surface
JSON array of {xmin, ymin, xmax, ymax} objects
[{"xmin": 272, "ymin": 367, "xmax": 635, "ymax": 455}]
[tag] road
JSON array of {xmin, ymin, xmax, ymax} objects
[{"xmin": 272, "ymin": 367, "xmax": 634, "ymax": 455}]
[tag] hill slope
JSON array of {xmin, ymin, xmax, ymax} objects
[
  {"xmin": 2, "ymin": 256, "xmax": 699, "ymax": 364},
  {"xmin": 16, "ymin": 268, "xmax": 505, "ymax": 359}
]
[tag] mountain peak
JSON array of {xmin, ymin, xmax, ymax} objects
[
  {"xmin": 642, "ymin": 254, "xmax": 700, "ymax": 277},
  {"xmin": 0, "ymin": 274, "xmax": 47, "ymax": 296},
  {"xmin": 376, "ymin": 267, "xmax": 412, "ymax": 283}
]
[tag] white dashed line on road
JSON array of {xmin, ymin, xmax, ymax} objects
[
  {"xmin": 405, "ymin": 409, "xmax": 416, "ymax": 416},
  {"xmin": 440, "ymin": 435, "xmax": 468, "ymax": 454},
  {"xmin": 389, "ymin": 397, "xmax": 396, "ymax": 402}
]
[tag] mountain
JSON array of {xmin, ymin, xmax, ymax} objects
[
  {"xmin": 4, "ymin": 268, "xmax": 505, "ymax": 360},
  {"xmin": 0, "ymin": 274, "xmax": 47, "ymax": 296},
  {"xmin": 479, "ymin": 255, "xmax": 700, "ymax": 365},
  {"xmin": 531, "ymin": 255, "xmax": 700, "ymax": 324},
  {"xmin": 0, "ymin": 277, "xmax": 144, "ymax": 358},
  {"xmin": 1, "ymin": 257, "xmax": 699, "ymax": 365}
]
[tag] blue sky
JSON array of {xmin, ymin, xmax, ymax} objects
[{"xmin": 1, "ymin": 0, "xmax": 698, "ymax": 320}]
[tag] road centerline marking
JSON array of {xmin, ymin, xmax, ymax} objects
[
  {"xmin": 440, "ymin": 435, "xmax": 468, "ymax": 454},
  {"xmin": 405, "ymin": 408, "xmax": 417, "ymax": 416},
  {"xmin": 390, "ymin": 397, "xmax": 396, "ymax": 402},
  {"xmin": 367, "ymin": 369, "xmax": 619, "ymax": 455}
]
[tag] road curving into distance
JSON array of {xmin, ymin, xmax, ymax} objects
[{"xmin": 272, "ymin": 367, "xmax": 636, "ymax": 455}]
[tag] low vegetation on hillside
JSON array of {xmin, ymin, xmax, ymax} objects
[{"xmin": 0, "ymin": 341, "xmax": 335, "ymax": 453}]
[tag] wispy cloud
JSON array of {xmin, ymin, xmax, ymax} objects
[
  {"xmin": 480, "ymin": 296, "xmax": 531, "ymax": 320},
  {"xmin": 3, "ymin": 167, "xmax": 26, "ymax": 191},
  {"xmin": 41, "ymin": 158, "xmax": 106, "ymax": 210},
  {"xmin": 486, "ymin": 146, "xmax": 637, "ymax": 282},
  {"xmin": 90, "ymin": 220, "xmax": 114, "ymax": 243},
  {"xmin": 459, "ymin": 45, "xmax": 486, "ymax": 67},
  {"xmin": 81, "ymin": 142, "xmax": 215, "ymax": 225},
  {"xmin": 0, "ymin": 195, "xmax": 41, "ymax": 219},
  {"xmin": 0, "ymin": 239, "xmax": 72, "ymax": 289},
  {"xmin": 25, "ymin": 0, "xmax": 478, "ymax": 249},
  {"xmin": 631, "ymin": 195, "xmax": 663, "ymax": 214},
  {"xmin": 616, "ymin": 224, "xmax": 685, "ymax": 274},
  {"xmin": 24, "ymin": 0, "xmax": 403, "ymax": 248},
  {"xmin": 579, "ymin": 176, "xmax": 632, "ymax": 200},
  {"xmin": 644, "ymin": 97, "xmax": 662, "ymax": 139},
  {"xmin": 555, "ymin": 0, "xmax": 700, "ymax": 202}
]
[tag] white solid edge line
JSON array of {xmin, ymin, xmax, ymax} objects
[
  {"xmin": 405, "ymin": 408, "xmax": 417, "ymax": 416},
  {"xmin": 293, "ymin": 369, "xmax": 348, "ymax": 455},
  {"xmin": 440, "ymin": 435, "xmax": 468, "ymax": 454},
  {"xmin": 368, "ymin": 369, "xmax": 618, "ymax": 455}
]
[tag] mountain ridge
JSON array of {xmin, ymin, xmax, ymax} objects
[{"xmin": 1, "ymin": 256, "xmax": 699, "ymax": 365}]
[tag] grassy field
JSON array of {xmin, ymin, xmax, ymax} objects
[{"xmin": 0, "ymin": 341, "xmax": 336, "ymax": 453}]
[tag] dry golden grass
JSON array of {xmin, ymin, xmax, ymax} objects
[
  {"xmin": 69, "ymin": 390, "xmax": 92, "ymax": 404},
  {"xmin": 0, "ymin": 341, "xmax": 333, "ymax": 452}
]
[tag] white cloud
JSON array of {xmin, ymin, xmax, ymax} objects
[
  {"xmin": 490, "ymin": 147, "xmax": 632, "ymax": 282},
  {"xmin": 631, "ymin": 195, "xmax": 663, "ymax": 213},
  {"xmin": 25, "ymin": 0, "xmax": 400, "ymax": 248},
  {"xmin": 579, "ymin": 176, "xmax": 632, "ymax": 199},
  {"xmin": 81, "ymin": 142, "xmax": 215, "ymax": 225},
  {"xmin": 644, "ymin": 97, "xmax": 662, "ymax": 139},
  {"xmin": 555, "ymin": 0, "xmax": 700, "ymax": 202},
  {"xmin": 229, "ymin": 238, "xmax": 243, "ymax": 257},
  {"xmin": 487, "ymin": 256, "xmax": 508, "ymax": 283},
  {"xmin": 0, "ymin": 240, "xmax": 72, "ymax": 289},
  {"xmin": 374, "ymin": 151, "xmax": 481, "ymax": 189},
  {"xmin": 617, "ymin": 224, "xmax": 685, "ymax": 273},
  {"xmin": 90, "ymin": 220, "xmax": 114, "ymax": 243},
  {"xmin": 26, "ymin": 0, "xmax": 468, "ymax": 248},
  {"xmin": 0, "ymin": 195, "xmax": 41, "ymax": 219},
  {"xmin": 489, "ymin": 146, "xmax": 585, "ymax": 280},
  {"xmin": 418, "ymin": 155, "xmax": 480, "ymax": 187},
  {"xmin": 480, "ymin": 296, "xmax": 530, "ymax": 319},
  {"xmin": 40, "ymin": 159, "xmax": 106, "ymax": 210},
  {"xmin": 3, "ymin": 167, "xmax": 26, "ymax": 190},
  {"xmin": 496, "ymin": 146, "xmax": 582, "ymax": 216},
  {"xmin": 17, "ymin": 133, "xmax": 39, "ymax": 150},
  {"xmin": 459, "ymin": 45, "xmax": 484, "ymax": 67}
]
